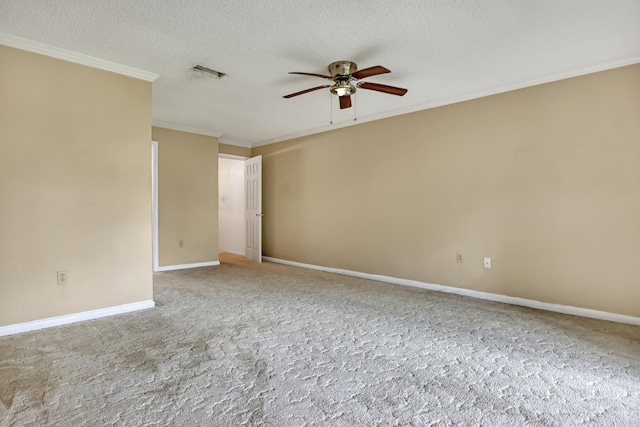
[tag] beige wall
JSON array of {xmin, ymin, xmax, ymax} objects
[
  {"xmin": 0, "ymin": 45, "xmax": 153, "ymax": 326},
  {"xmin": 219, "ymin": 143, "xmax": 251, "ymax": 158},
  {"xmin": 152, "ymin": 127, "xmax": 218, "ymax": 266},
  {"xmin": 254, "ymin": 64, "xmax": 640, "ymax": 318}
]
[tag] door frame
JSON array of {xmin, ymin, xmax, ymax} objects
[
  {"xmin": 153, "ymin": 149, "xmax": 262, "ymax": 268},
  {"xmin": 152, "ymin": 140, "xmax": 159, "ymax": 272},
  {"xmin": 218, "ymin": 153, "xmax": 250, "ymax": 258},
  {"xmin": 219, "ymin": 153, "xmax": 249, "ymax": 161}
]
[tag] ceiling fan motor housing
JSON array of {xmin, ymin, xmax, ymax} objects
[{"xmin": 328, "ymin": 61, "xmax": 357, "ymax": 78}]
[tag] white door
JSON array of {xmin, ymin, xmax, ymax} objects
[{"xmin": 245, "ymin": 155, "xmax": 262, "ymax": 262}]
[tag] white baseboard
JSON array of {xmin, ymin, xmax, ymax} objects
[
  {"xmin": 155, "ymin": 260, "xmax": 220, "ymax": 272},
  {"xmin": 262, "ymin": 256, "xmax": 640, "ymax": 327},
  {"xmin": 0, "ymin": 300, "xmax": 155, "ymax": 337}
]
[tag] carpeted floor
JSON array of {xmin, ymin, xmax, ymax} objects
[{"xmin": 2, "ymin": 254, "xmax": 640, "ymax": 426}]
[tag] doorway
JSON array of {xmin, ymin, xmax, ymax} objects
[{"xmin": 218, "ymin": 156, "xmax": 246, "ymax": 256}]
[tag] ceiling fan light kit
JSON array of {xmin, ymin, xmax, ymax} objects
[
  {"xmin": 284, "ymin": 60, "xmax": 407, "ymax": 110},
  {"xmin": 330, "ymin": 81, "xmax": 356, "ymax": 97}
]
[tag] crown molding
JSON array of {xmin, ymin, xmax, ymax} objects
[
  {"xmin": 0, "ymin": 32, "xmax": 158, "ymax": 82},
  {"xmin": 252, "ymin": 54, "xmax": 640, "ymax": 148},
  {"xmin": 219, "ymin": 138, "xmax": 252, "ymax": 148},
  {"xmin": 152, "ymin": 120, "xmax": 223, "ymax": 138}
]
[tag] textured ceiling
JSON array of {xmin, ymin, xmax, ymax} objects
[{"xmin": 1, "ymin": 1, "xmax": 639, "ymax": 147}]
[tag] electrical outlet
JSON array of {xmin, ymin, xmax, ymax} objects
[
  {"xmin": 57, "ymin": 271, "xmax": 68, "ymax": 285},
  {"xmin": 179, "ymin": 239, "xmax": 184, "ymax": 248},
  {"xmin": 483, "ymin": 258, "xmax": 492, "ymax": 269},
  {"xmin": 457, "ymin": 253, "xmax": 464, "ymax": 263}
]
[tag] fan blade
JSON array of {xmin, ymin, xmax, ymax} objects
[
  {"xmin": 288, "ymin": 72, "xmax": 333, "ymax": 79},
  {"xmin": 339, "ymin": 95, "xmax": 352, "ymax": 109},
  {"xmin": 351, "ymin": 65, "xmax": 391, "ymax": 80},
  {"xmin": 357, "ymin": 82, "xmax": 407, "ymax": 96},
  {"xmin": 283, "ymin": 85, "xmax": 331, "ymax": 98}
]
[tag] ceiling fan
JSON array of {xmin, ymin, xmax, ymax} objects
[{"xmin": 283, "ymin": 61, "xmax": 407, "ymax": 109}]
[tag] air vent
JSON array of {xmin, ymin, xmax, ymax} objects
[{"xmin": 192, "ymin": 65, "xmax": 225, "ymax": 78}]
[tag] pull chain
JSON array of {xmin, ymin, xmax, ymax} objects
[
  {"xmin": 353, "ymin": 93, "xmax": 357, "ymax": 122},
  {"xmin": 330, "ymin": 95, "xmax": 333, "ymax": 125}
]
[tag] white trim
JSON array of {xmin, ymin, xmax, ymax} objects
[
  {"xmin": 219, "ymin": 138, "xmax": 252, "ymax": 148},
  {"xmin": 219, "ymin": 153, "xmax": 249, "ymax": 161},
  {"xmin": 262, "ymin": 256, "xmax": 640, "ymax": 327},
  {"xmin": 0, "ymin": 32, "xmax": 158, "ymax": 82},
  {"xmin": 151, "ymin": 141, "xmax": 160, "ymax": 272},
  {"xmin": 152, "ymin": 121, "xmax": 223, "ymax": 138},
  {"xmin": 155, "ymin": 261, "xmax": 220, "ymax": 272},
  {"xmin": 252, "ymin": 55, "xmax": 640, "ymax": 148},
  {"xmin": 0, "ymin": 300, "xmax": 155, "ymax": 337}
]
